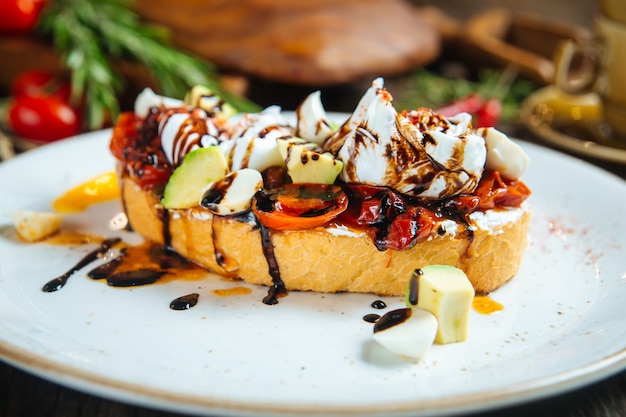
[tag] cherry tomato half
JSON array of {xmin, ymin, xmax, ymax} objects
[
  {"xmin": 8, "ymin": 95, "xmax": 81, "ymax": 143},
  {"xmin": 252, "ymin": 184, "xmax": 348, "ymax": 231}
]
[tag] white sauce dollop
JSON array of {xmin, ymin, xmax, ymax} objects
[
  {"xmin": 325, "ymin": 79, "xmax": 488, "ymax": 199},
  {"xmin": 221, "ymin": 106, "xmax": 295, "ymax": 172}
]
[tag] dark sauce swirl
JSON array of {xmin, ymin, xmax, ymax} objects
[{"xmin": 42, "ymin": 238, "xmax": 121, "ymax": 293}]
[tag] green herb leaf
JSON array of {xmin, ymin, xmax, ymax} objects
[
  {"xmin": 37, "ymin": 0, "xmax": 260, "ymax": 130},
  {"xmin": 394, "ymin": 66, "xmax": 536, "ymax": 122}
]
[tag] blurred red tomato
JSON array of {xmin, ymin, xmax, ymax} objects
[
  {"xmin": 12, "ymin": 70, "xmax": 71, "ymax": 102},
  {"xmin": 8, "ymin": 95, "xmax": 81, "ymax": 143},
  {"xmin": 0, "ymin": 0, "xmax": 47, "ymax": 34}
]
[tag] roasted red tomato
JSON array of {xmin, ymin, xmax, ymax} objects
[
  {"xmin": 127, "ymin": 163, "xmax": 173, "ymax": 191},
  {"xmin": 339, "ymin": 184, "xmax": 404, "ymax": 227},
  {"xmin": 438, "ymin": 195, "xmax": 481, "ymax": 215},
  {"xmin": 109, "ymin": 112, "xmax": 140, "ymax": 160},
  {"xmin": 371, "ymin": 205, "xmax": 436, "ymax": 251},
  {"xmin": 8, "ymin": 95, "xmax": 80, "ymax": 142},
  {"xmin": 339, "ymin": 184, "xmax": 436, "ymax": 250},
  {"xmin": 110, "ymin": 112, "xmax": 172, "ymax": 190},
  {"xmin": 474, "ymin": 170, "xmax": 531, "ymax": 210},
  {"xmin": 252, "ymin": 184, "xmax": 348, "ymax": 231}
]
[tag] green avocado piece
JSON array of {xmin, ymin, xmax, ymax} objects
[
  {"xmin": 404, "ymin": 265, "xmax": 475, "ymax": 344},
  {"xmin": 161, "ymin": 146, "xmax": 229, "ymax": 209},
  {"xmin": 277, "ymin": 138, "xmax": 343, "ymax": 184}
]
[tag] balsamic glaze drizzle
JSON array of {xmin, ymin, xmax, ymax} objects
[
  {"xmin": 106, "ymin": 269, "xmax": 166, "ymax": 287},
  {"xmin": 88, "ymin": 249, "xmax": 126, "ymax": 279},
  {"xmin": 373, "ymin": 308, "xmax": 412, "ymax": 333},
  {"xmin": 258, "ymin": 221, "xmax": 287, "ymax": 305},
  {"xmin": 407, "ymin": 268, "xmax": 422, "ymax": 306},
  {"xmin": 159, "ymin": 207, "xmax": 172, "ymax": 250},
  {"xmin": 42, "ymin": 238, "xmax": 121, "ymax": 292}
]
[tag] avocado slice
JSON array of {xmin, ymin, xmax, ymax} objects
[
  {"xmin": 277, "ymin": 138, "xmax": 343, "ymax": 184},
  {"xmin": 161, "ymin": 146, "xmax": 229, "ymax": 209}
]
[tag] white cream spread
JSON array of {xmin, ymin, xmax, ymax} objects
[
  {"xmin": 323, "ymin": 224, "xmax": 365, "ymax": 238},
  {"xmin": 469, "ymin": 203, "xmax": 529, "ymax": 235},
  {"xmin": 434, "ymin": 219, "xmax": 459, "ymax": 238},
  {"xmin": 320, "ymin": 205, "xmax": 528, "ymax": 240}
]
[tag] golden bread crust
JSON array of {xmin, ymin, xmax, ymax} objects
[{"xmin": 122, "ymin": 177, "xmax": 530, "ymax": 296}]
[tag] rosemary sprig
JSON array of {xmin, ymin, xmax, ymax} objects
[
  {"xmin": 395, "ymin": 66, "xmax": 536, "ymax": 122},
  {"xmin": 37, "ymin": 0, "xmax": 259, "ymax": 130}
]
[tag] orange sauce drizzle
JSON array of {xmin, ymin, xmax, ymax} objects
[
  {"xmin": 114, "ymin": 241, "xmax": 208, "ymax": 284},
  {"xmin": 44, "ymin": 231, "xmax": 104, "ymax": 246},
  {"xmin": 472, "ymin": 295, "xmax": 504, "ymax": 315},
  {"xmin": 212, "ymin": 287, "xmax": 253, "ymax": 297}
]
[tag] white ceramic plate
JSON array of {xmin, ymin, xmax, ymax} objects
[{"xmin": 0, "ymin": 130, "xmax": 625, "ymax": 417}]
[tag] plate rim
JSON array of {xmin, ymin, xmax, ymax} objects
[{"xmin": 1, "ymin": 334, "xmax": 624, "ymax": 417}]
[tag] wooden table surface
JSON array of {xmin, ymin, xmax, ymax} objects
[{"xmin": 2, "ymin": 0, "xmax": 626, "ymax": 416}]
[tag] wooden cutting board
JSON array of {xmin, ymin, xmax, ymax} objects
[{"xmin": 131, "ymin": 0, "xmax": 441, "ymax": 86}]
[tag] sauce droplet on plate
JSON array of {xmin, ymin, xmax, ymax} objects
[
  {"xmin": 170, "ymin": 293, "xmax": 199, "ymax": 310},
  {"xmin": 472, "ymin": 295, "xmax": 504, "ymax": 315}
]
